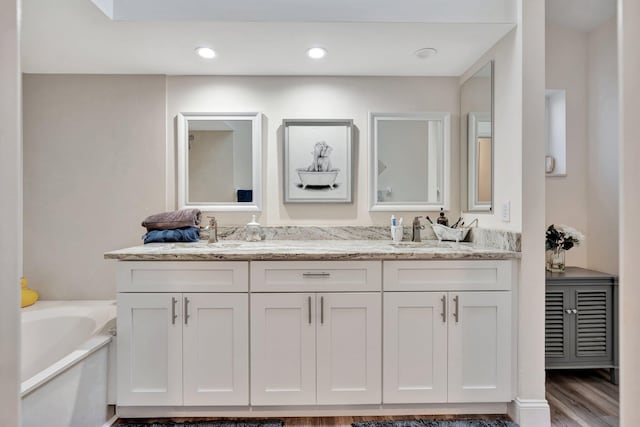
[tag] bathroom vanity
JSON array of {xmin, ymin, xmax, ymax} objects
[{"xmin": 105, "ymin": 240, "xmax": 519, "ymax": 418}]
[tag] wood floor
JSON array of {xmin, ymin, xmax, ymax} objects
[
  {"xmin": 117, "ymin": 370, "xmax": 619, "ymax": 427},
  {"xmin": 546, "ymin": 369, "xmax": 619, "ymax": 427}
]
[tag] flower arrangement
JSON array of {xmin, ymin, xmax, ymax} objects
[{"xmin": 545, "ymin": 224, "xmax": 585, "ymax": 272}]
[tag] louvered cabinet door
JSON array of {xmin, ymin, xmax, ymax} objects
[
  {"xmin": 545, "ymin": 289, "xmax": 569, "ymax": 361},
  {"xmin": 573, "ymin": 286, "xmax": 613, "ymax": 362}
]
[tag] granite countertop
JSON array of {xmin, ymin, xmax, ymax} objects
[{"xmin": 104, "ymin": 239, "xmax": 520, "ymax": 261}]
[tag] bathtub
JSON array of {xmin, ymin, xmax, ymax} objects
[{"xmin": 21, "ymin": 301, "xmax": 117, "ymax": 427}]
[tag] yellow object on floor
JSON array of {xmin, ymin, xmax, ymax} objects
[{"xmin": 21, "ymin": 277, "xmax": 39, "ymax": 308}]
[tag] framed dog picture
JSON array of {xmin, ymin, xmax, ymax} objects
[{"xmin": 283, "ymin": 119, "xmax": 354, "ymax": 203}]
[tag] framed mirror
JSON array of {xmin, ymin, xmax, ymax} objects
[
  {"xmin": 460, "ymin": 61, "xmax": 493, "ymax": 212},
  {"xmin": 369, "ymin": 112, "xmax": 450, "ymax": 211},
  {"xmin": 177, "ymin": 112, "xmax": 262, "ymax": 211}
]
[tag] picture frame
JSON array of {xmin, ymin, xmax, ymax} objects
[{"xmin": 283, "ymin": 119, "xmax": 354, "ymax": 203}]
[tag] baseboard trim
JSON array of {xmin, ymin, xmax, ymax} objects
[
  {"xmin": 117, "ymin": 403, "xmax": 508, "ymax": 419},
  {"xmin": 508, "ymin": 398, "xmax": 550, "ymax": 427},
  {"xmin": 102, "ymin": 414, "xmax": 119, "ymax": 427}
]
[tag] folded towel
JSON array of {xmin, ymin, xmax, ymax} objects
[
  {"xmin": 142, "ymin": 208, "xmax": 202, "ymax": 231},
  {"xmin": 143, "ymin": 226, "xmax": 201, "ymax": 244}
]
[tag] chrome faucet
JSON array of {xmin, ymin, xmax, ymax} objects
[
  {"xmin": 206, "ymin": 216, "xmax": 218, "ymax": 243},
  {"xmin": 412, "ymin": 216, "xmax": 424, "ymax": 242}
]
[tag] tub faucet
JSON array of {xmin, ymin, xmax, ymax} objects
[
  {"xmin": 206, "ymin": 216, "xmax": 218, "ymax": 243},
  {"xmin": 412, "ymin": 216, "xmax": 424, "ymax": 242}
]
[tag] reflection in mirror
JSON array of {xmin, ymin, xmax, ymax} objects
[
  {"xmin": 177, "ymin": 113, "xmax": 262, "ymax": 212},
  {"xmin": 370, "ymin": 112, "xmax": 450, "ymax": 211},
  {"xmin": 460, "ymin": 61, "xmax": 493, "ymax": 212}
]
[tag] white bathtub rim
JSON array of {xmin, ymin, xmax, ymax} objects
[
  {"xmin": 20, "ymin": 333, "xmax": 112, "ymax": 398},
  {"xmin": 20, "ymin": 300, "xmax": 116, "ymax": 398}
]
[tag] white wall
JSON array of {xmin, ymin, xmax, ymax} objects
[
  {"xmin": 460, "ymin": 28, "xmax": 522, "ymax": 232},
  {"xmin": 587, "ymin": 18, "xmax": 619, "ymax": 275},
  {"xmin": 166, "ymin": 76, "xmax": 460, "ymax": 226},
  {"xmin": 515, "ymin": 0, "xmax": 550, "ymax": 424},
  {"xmin": 461, "ymin": 4, "xmax": 550, "ymax": 425},
  {"xmin": 23, "ymin": 75, "xmax": 167, "ymax": 300},
  {"xmin": 23, "ymin": 75, "xmax": 459, "ymax": 299},
  {"xmin": 0, "ymin": 0, "xmax": 21, "ymax": 425},
  {"xmin": 619, "ymin": 0, "xmax": 640, "ymax": 424},
  {"xmin": 545, "ymin": 24, "xmax": 589, "ymax": 268}
]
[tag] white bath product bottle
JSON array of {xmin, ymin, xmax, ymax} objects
[{"xmin": 246, "ymin": 215, "xmax": 262, "ymax": 242}]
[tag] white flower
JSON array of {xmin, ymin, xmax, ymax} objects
[{"xmin": 556, "ymin": 224, "xmax": 585, "ymax": 245}]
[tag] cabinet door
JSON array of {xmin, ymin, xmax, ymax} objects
[
  {"xmin": 545, "ymin": 288, "xmax": 569, "ymax": 363},
  {"xmin": 250, "ymin": 293, "xmax": 316, "ymax": 405},
  {"xmin": 117, "ymin": 293, "xmax": 183, "ymax": 406},
  {"xmin": 448, "ymin": 291, "xmax": 512, "ymax": 402},
  {"xmin": 383, "ymin": 292, "xmax": 448, "ymax": 403},
  {"xmin": 316, "ymin": 293, "xmax": 382, "ymax": 404},
  {"xmin": 573, "ymin": 286, "xmax": 613, "ymax": 363},
  {"xmin": 183, "ymin": 293, "xmax": 249, "ymax": 405}
]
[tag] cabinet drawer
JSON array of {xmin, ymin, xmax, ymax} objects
[
  {"xmin": 251, "ymin": 261, "xmax": 382, "ymax": 292},
  {"xmin": 117, "ymin": 261, "xmax": 248, "ymax": 292},
  {"xmin": 383, "ymin": 260, "xmax": 512, "ymax": 291}
]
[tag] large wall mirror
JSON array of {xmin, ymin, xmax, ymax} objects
[
  {"xmin": 460, "ymin": 61, "xmax": 494, "ymax": 212},
  {"xmin": 369, "ymin": 112, "xmax": 450, "ymax": 211},
  {"xmin": 177, "ymin": 112, "xmax": 262, "ymax": 211}
]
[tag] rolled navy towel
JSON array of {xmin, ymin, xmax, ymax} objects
[
  {"xmin": 142, "ymin": 208, "xmax": 201, "ymax": 231},
  {"xmin": 143, "ymin": 226, "xmax": 201, "ymax": 244}
]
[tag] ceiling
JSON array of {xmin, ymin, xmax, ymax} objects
[
  {"xmin": 546, "ymin": 0, "xmax": 616, "ymax": 32},
  {"xmin": 21, "ymin": 0, "xmax": 516, "ymax": 76}
]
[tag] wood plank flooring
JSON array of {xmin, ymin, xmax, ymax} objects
[
  {"xmin": 546, "ymin": 369, "xmax": 619, "ymax": 427},
  {"xmin": 117, "ymin": 369, "xmax": 619, "ymax": 427}
]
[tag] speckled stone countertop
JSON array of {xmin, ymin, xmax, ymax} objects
[{"xmin": 104, "ymin": 239, "xmax": 520, "ymax": 261}]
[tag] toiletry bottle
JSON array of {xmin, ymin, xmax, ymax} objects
[
  {"xmin": 437, "ymin": 208, "xmax": 449, "ymax": 226},
  {"xmin": 246, "ymin": 215, "xmax": 262, "ymax": 242}
]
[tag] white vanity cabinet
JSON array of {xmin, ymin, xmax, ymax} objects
[
  {"xmin": 250, "ymin": 261, "xmax": 382, "ymax": 406},
  {"xmin": 111, "ymin": 254, "xmax": 517, "ymax": 416},
  {"xmin": 383, "ymin": 261, "xmax": 513, "ymax": 404},
  {"xmin": 116, "ymin": 262, "xmax": 249, "ymax": 407}
]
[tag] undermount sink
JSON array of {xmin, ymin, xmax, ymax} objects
[
  {"xmin": 163, "ymin": 241, "xmax": 244, "ymax": 249},
  {"xmin": 389, "ymin": 241, "xmax": 428, "ymax": 247}
]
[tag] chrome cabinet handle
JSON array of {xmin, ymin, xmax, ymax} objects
[
  {"xmin": 441, "ymin": 295, "xmax": 447, "ymax": 323},
  {"xmin": 565, "ymin": 308, "xmax": 578, "ymax": 314},
  {"xmin": 573, "ymin": 309, "xmax": 578, "ymax": 314},
  {"xmin": 453, "ymin": 295, "xmax": 459, "ymax": 323},
  {"xmin": 302, "ymin": 272, "xmax": 331, "ymax": 278},
  {"xmin": 171, "ymin": 297, "xmax": 178, "ymax": 325},
  {"xmin": 308, "ymin": 296, "xmax": 312, "ymax": 324},
  {"xmin": 184, "ymin": 297, "xmax": 190, "ymax": 324},
  {"xmin": 321, "ymin": 296, "xmax": 324, "ymax": 324}
]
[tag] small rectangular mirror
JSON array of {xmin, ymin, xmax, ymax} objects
[
  {"xmin": 369, "ymin": 112, "xmax": 450, "ymax": 211},
  {"xmin": 460, "ymin": 61, "xmax": 494, "ymax": 212},
  {"xmin": 177, "ymin": 112, "xmax": 262, "ymax": 211}
]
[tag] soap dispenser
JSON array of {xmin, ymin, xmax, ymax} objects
[
  {"xmin": 437, "ymin": 208, "xmax": 449, "ymax": 226},
  {"xmin": 245, "ymin": 215, "xmax": 262, "ymax": 242}
]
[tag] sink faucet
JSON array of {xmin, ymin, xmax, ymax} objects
[
  {"xmin": 412, "ymin": 216, "xmax": 424, "ymax": 242},
  {"xmin": 206, "ymin": 216, "xmax": 218, "ymax": 243}
]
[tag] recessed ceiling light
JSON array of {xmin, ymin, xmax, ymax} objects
[
  {"xmin": 414, "ymin": 48, "xmax": 438, "ymax": 59},
  {"xmin": 306, "ymin": 47, "xmax": 327, "ymax": 59},
  {"xmin": 195, "ymin": 47, "xmax": 216, "ymax": 59}
]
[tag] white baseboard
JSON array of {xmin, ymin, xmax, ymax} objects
[
  {"xmin": 508, "ymin": 398, "xmax": 550, "ymax": 427},
  {"xmin": 117, "ymin": 403, "xmax": 508, "ymax": 419},
  {"xmin": 102, "ymin": 414, "xmax": 118, "ymax": 427}
]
